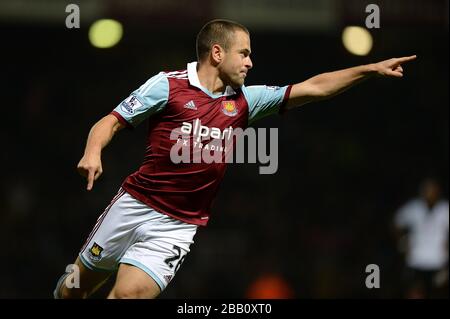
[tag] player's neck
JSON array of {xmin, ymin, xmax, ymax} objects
[{"xmin": 197, "ymin": 62, "xmax": 226, "ymax": 95}]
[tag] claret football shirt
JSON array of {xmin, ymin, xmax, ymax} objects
[{"xmin": 111, "ymin": 62, "xmax": 291, "ymax": 225}]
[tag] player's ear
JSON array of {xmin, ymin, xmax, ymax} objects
[{"xmin": 211, "ymin": 44, "xmax": 224, "ymax": 64}]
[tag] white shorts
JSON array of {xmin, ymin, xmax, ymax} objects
[{"xmin": 79, "ymin": 188, "xmax": 198, "ymax": 291}]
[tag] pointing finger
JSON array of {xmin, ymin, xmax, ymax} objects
[{"xmin": 396, "ymin": 55, "xmax": 417, "ymax": 63}]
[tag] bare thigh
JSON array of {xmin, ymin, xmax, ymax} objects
[
  {"xmin": 107, "ymin": 263, "xmax": 161, "ymax": 299},
  {"xmin": 60, "ymin": 257, "xmax": 112, "ymax": 299}
]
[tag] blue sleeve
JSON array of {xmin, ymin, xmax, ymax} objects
[
  {"xmin": 112, "ymin": 72, "xmax": 169, "ymax": 127},
  {"xmin": 243, "ymin": 85, "xmax": 291, "ymax": 125}
]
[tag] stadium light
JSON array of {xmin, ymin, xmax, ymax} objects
[
  {"xmin": 89, "ymin": 19, "xmax": 123, "ymax": 49},
  {"xmin": 342, "ymin": 26, "xmax": 373, "ymax": 56}
]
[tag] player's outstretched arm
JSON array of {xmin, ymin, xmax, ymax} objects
[
  {"xmin": 285, "ymin": 55, "xmax": 417, "ymax": 110},
  {"xmin": 77, "ymin": 114, "xmax": 125, "ymax": 191}
]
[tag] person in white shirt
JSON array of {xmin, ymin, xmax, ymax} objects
[{"xmin": 394, "ymin": 178, "xmax": 449, "ymax": 298}]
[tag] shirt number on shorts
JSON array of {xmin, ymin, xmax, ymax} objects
[{"xmin": 164, "ymin": 245, "xmax": 186, "ymax": 273}]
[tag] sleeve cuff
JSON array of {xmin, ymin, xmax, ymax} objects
[
  {"xmin": 110, "ymin": 111, "xmax": 133, "ymax": 129},
  {"xmin": 279, "ymin": 84, "xmax": 293, "ymax": 115}
]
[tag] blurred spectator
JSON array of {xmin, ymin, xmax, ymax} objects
[{"xmin": 393, "ymin": 178, "xmax": 449, "ymax": 298}]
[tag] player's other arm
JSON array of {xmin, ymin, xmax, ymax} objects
[
  {"xmin": 77, "ymin": 114, "xmax": 125, "ymax": 190},
  {"xmin": 285, "ymin": 55, "xmax": 417, "ymax": 110}
]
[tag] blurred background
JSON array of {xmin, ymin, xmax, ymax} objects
[{"xmin": 0, "ymin": 0, "xmax": 448, "ymax": 298}]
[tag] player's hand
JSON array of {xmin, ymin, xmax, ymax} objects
[
  {"xmin": 373, "ymin": 55, "xmax": 417, "ymax": 78},
  {"xmin": 77, "ymin": 154, "xmax": 103, "ymax": 191}
]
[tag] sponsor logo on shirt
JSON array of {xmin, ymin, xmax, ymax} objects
[
  {"xmin": 120, "ymin": 95, "xmax": 143, "ymax": 115},
  {"xmin": 181, "ymin": 119, "xmax": 233, "ymax": 142},
  {"xmin": 222, "ymin": 101, "xmax": 238, "ymax": 117}
]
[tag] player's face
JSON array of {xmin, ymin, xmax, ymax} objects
[
  {"xmin": 219, "ymin": 30, "xmax": 253, "ymax": 88},
  {"xmin": 421, "ymin": 180, "xmax": 440, "ymax": 204}
]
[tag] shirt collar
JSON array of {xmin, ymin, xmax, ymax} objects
[{"xmin": 187, "ymin": 62, "xmax": 237, "ymax": 97}]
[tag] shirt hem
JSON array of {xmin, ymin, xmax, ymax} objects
[{"xmin": 121, "ymin": 183, "xmax": 209, "ymax": 227}]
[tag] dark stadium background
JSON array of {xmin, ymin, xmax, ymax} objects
[{"xmin": 1, "ymin": 0, "xmax": 448, "ymax": 298}]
